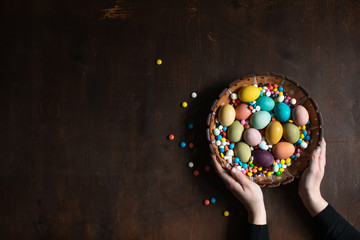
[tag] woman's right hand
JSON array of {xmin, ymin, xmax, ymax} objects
[{"xmin": 298, "ymin": 138, "xmax": 328, "ymax": 217}]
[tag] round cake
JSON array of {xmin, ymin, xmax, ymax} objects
[{"xmin": 206, "ymin": 74, "xmax": 323, "ymax": 187}]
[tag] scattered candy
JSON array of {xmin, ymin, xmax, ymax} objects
[
  {"xmin": 168, "ymin": 134, "xmax": 175, "ymax": 140},
  {"xmin": 188, "ymin": 162, "xmax": 194, "ymax": 168},
  {"xmin": 204, "ymin": 165, "xmax": 211, "ymax": 172},
  {"xmin": 156, "ymin": 59, "xmax": 162, "ymax": 65},
  {"xmin": 223, "ymin": 210, "xmax": 230, "ymax": 217},
  {"xmin": 204, "ymin": 199, "xmax": 210, "ymax": 205},
  {"xmin": 187, "ymin": 123, "xmax": 194, "ymax": 130},
  {"xmin": 181, "ymin": 102, "xmax": 188, "ymax": 108},
  {"xmin": 191, "ymin": 92, "xmax": 197, "ymax": 98},
  {"xmin": 210, "ymin": 197, "xmax": 216, "ymax": 204},
  {"xmin": 189, "ymin": 142, "xmax": 194, "ymax": 149},
  {"xmin": 193, "ymin": 170, "xmax": 199, "ymax": 176},
  {"xmin": 180, "ymin": 141, "xmax": 186, "ymax": 148}
]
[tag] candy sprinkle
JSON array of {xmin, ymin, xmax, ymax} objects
[
  {"xmin": 210, "ymin": 197, "xmax": 216, "ymax": 204},
  {"xmin": 223, "ymin": 210, "xmax": 229, "ymax": 217},
  {"xmin": 188, "ymin": 142, "xmax": 195, "ymax": 149},
  {"xmin": 179, "ymin": 141, "xmax": 186, "ymax": 148},
  {"xmin": 193, "ymin": 170, "xmax": 199, "ymax": 176},
  {"xmin": 187, "ymin": 123, "xmax": 194, "ymax": 130},
  {"xmin": 204, "ymin": 199, "xmax": 210, "ymax": 205},
  {"xmin": 181, "ymin": 102, "xmax": 188, "ymax": 108},
  {"xmin": 156, "ymin": 59, "xmax": 162, "ymax": 65},
  {"xmin": 191, "ymin": 92, "xmax": 197, "ymax": 98},
  {"xmin": 188, "ymin": 162, "xmax": 194, "ymax": 168},
  {"xmin": 168, "ymin": 134, "xmax": 175, "ymax": 140}
]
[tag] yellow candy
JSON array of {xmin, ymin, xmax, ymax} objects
[
  {"xmin": 298, "ymin": 126, "xmax": 302, "ymax": 130},
  {"xmin": 279, "ymin": 92, "xmax": 283, "ymax": 95},
  {"xmin": 247, "ymin": 172, "xmax": 253, "ymax": 177},
  {"xmin": 273, "ymin": 162, "xmax": 276, "ymax": 165},
  {"xmin": 302, "ymin": 126, "xmax": 306, "ymax": 130},
  {"xmin": 266, "ymin": 172, "xmax": 272, "ymax": 177},
  {"xmin": 288, "ymin": 120, "xmax": 293, "ymax": 123},
  {"xmin": 182, "ymin": 102, "xmax": 188, "ymax": 108},
  {"xmin": 259, "ymin": 87, "xmax": 263, "ymax": 90},
  {"xmin": 249, "ymin": 161, "xmax": 253, "ymax": 164},
  {"xmin": 258, "ymin": 167, "xmax": 263, "ymax": 171},
  {"xmin": 156, "ymin": 59, "xmax": 162, "ymax": 65},
  {"xmin": 221, "ymin": 138, "xmax": 226, "ymax": 141},
  {"xmin": 220, "ymin": 153, "xmax": 224, "ymax": 158},
  {"xmin": 280, "ymin": 159, "xmax": 285, "ymax": 165},
  {"xmin": 300, "ymin": 134, "xmax": 304, "ymax": 139},
  {"xmin": 273, "ymin": 88, "xmax": 278, "ymax": 91},
  {"xmin": 223, "ymin": 211, "xmax": 230, "ymax": 217},
  {"xmin": 280, "ymin": 168, "xmax": 285, "ymax": 172},
  {"xmin": 285, "ymin": 158, "xmax": 291, "ymax": 164}
]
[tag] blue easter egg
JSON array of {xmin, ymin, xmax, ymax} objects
[{"xmin": 274, "ymin": 102, "xmax": 291, "ymax": 122}]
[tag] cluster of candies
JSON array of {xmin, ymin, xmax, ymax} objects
[{"xmin": 213, "ymin": 82, "xmax": 312, "ymax": 178}]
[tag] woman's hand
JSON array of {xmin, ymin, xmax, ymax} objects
[
  {"xmin": 211, "ymin": 155, "xmax": 267, "ymax": 225},
  {"xmin": 298, "ymin": 138, "xmax": 328, "ymax": 217}
]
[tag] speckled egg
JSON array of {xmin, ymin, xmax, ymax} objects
[
  {"xmin": 265, "ymin": 121, "xmax": 283, "ymax": 145},
  {"xmin": 272, "ymin": 142, "xmax": 295, "ymax": 159},
  {"xmin": 292, "ymin": 105, "xmax": 309, "ymax": 126},
  {"xmin": 244, "ymin": 128, "xmax": 262, "ymax": 146},
  {"xmin": 256, "ymin": 96, "xmax": 275, "ymax": 111},
  {"xmin": 234, "ymin": 142, "xmax": 251, "ymax": 163},
  {"xmin": 218, "ymin": 104, "xmax": 235, "ymax": 127},
  {"xmin": 235, "ymin": 103, "xmax": 252, "ymax": 120},
  {"xmin": 250, "ymin": 111, "xmax": 271, "ymax": 129},
  {"xmin": 253, "ymin": 149, "xmax": 274, "ymax": 168},
  {"xmin": 283, "ymin": 123, "xmax": 300, "ymax": 143},
  {"xmin": 274, "ymin": 102, "xmax": 291, "ymax": 122},
  {"xmin": 238, "ymin": 86, "xmax": 261, "ymax": 102},
  {"xmin": 227, "ymin": 120, "xmax": 244, "ymax": 143}
]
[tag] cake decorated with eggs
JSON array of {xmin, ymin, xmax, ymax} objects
[{"xmin": 207, "ymin": 74, "xmax": 323, "ymax": 187}]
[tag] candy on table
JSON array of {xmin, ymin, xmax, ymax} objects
[
  {"xmin": 156, "ymin": 59, "xmax": 162, "ymax": 65},
  {"xmin": 204, "ymin": 199, "xmax": 210, "ymax": 205},
  {"xmin": 187, "ymin": 123, "xmax": 194, "ymax": 130},
  {"xmin": 204, "ymin": 165, "xmax": 211, "ymax": 172},
  {"xmin": 223, "ymin": 210, "xmax": 230, "ymax": 217},
  {"xmin": 188, "ymin": 162, "xmax": 194, "ymax": 168},
  {"xmin": 188, "ymin": 142, "xmax": 194, "ymax": 149},
  {"xmin": 181, "ymin": 101, "xmax": 188, "ymax": 108},
  {"xmin": 168, "ymin": 134, "xmax": 175, "ymax": 140},
  {"xmin": 210, "ymin": 197, "xmax": 216, "ymax": 204},
  {"xmin": 193, "ymin": 170, "xmax": 199, "ymax": 176},
  {"xmin": 191, "ymin": 92, "xmax": 197, "ymax": 98},
  {"xmin": 179, "ymin": 141, "xmax": 186, "ymax": 148}
]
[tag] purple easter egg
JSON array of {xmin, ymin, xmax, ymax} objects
[{"xmin": 253, "ymin": 149, "xmax": 274, "ymax": 168}]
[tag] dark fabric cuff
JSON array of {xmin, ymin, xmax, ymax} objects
[{"xmin": 248, "ymin": 223, "xmax": 269, "ymax": 240}]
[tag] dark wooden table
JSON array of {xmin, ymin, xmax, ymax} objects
[{"xmin": 1, "ymin": 0, "xmax": 360, "ymax": 239}]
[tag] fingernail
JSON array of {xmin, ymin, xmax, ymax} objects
[{"xmin": 231, "ymin": 168, "xmax": 237, "ymax": 173}]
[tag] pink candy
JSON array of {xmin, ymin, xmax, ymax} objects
[
  {"xmin": 276, "ymin": 159, "xmax": 280, "ymax": 163},
  {"xmin": 241, "ymin": 170, "xmax": 246, "ymax": 174},
  {"xmin": 240, "ymin": 119, "xmax": 246, "ymax": 125},
  {"xmin": 275, "ymin": 90, "xmax": 279, "ymax": 94}
]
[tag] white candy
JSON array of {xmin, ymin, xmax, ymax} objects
[
  {"xmin": 300, "ymin": 142, "xmax": 308, "ymax": 149},
  {"xmin": 191, "ymin": 92, "xmax": 197, "ymax": 98},
  {"xmin": 266, "ymin": 91, "xmax": 271, "ymax": 97},
  {"xmin": 282, "ymin": 164, "xmax": 287, "ymax": 169},
  {"xmin": 252, "ymin": 101, "xmax": 257, "ymax": 104},
  {"xmin": 273, "ymin": 164, "xmax": 279, "ymax": 172},
  {"xmin": 226, "ymin": 150, "xmax": 234, "ymax": 156},
  {"xmin": 290, "ymin": 98, "xmax": 297, "ymax": 105},
  {"xmin": 252, "ymin": 109, "xmax": 256, "ymax": 113},
  {"xmin": 221, "ymin": 141, "xmax": 227, "ymax": 146},
  {"xmin": 215, "ymin": 140, "xmax": 221, "ymax": 146},
  {"xmin": 263, "ymin": 86, "xmax": 268, "ymax": 90},
  {"xmin": 296, "ymin": 153, "xmax": 301, "ymax": 158},
  {"xmin": 277, "ymin": 95, "xmax": 285, "ymax": 102},
  {"xmin": 253, "ymin": 84, "xmax": 258, "ymax": 87},
  {"xmin": 230, "ymin": 93, "xmax": 238, "ymax": 100},
  {"xmin": 250, "ymin": 146, "xmax": 254, "ymax": 151},
  {"xmin": 188, "ymin": 162, "xmax": 194, "ymax": 168},
  {"xmin": 268, "ymin": 144, "xmax": 273, "ymax": 148},
  {"xmin": 218, "ymin": 125, "xmax": 223, "ymax": 130},
  {"xmin": 259, "ymin": 141, "xmax": 269, "ymax": 150},
  {"xmin": 255, "ymin": 106, "xmax": 261, "ymax": 111},
  {"xmin": 236, "ymin": 166, "xmax": 242, "ymax": 171}
]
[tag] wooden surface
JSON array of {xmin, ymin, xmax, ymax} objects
[{"xmin": 1, "ymin": 0, "xmax": 360, "ymax": 239}]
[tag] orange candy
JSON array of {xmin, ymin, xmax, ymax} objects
[
  {"xmin": 204, "ymin": 199, "xmax": 210, "ymax": 205},
  {"xmin": 189, "ymin": 142, "xmax": 194, "ymax": 149},
  {"xmin": 244, "ymin": 124, "xmax": 250, "ymax": 129},
  {"xmin": 168, "ymin": 134, "xmax": 175, "ymax": 140},
  {"xmin": 224, "ymin": 145, "xmax": 229, "ymax": 151},
  {"xmin": 193, "ymin": 170, "xmax": 199, "ymax": 176}
]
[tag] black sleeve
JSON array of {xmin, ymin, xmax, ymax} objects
[
  {"xmin": 248, "ymin": 223, "xmax": 269, "ymax": 240},
  {"xmin": 312, "ymin": 204, "xmax": 360, "ymax": 240}
]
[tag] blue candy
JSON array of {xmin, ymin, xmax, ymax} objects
[
  {"xmin": 216, "ymin": 135, "xmax": 222, "ymax": 140},
  {"xmin": 243, "ymin": 163, "xmax": 248, "ymax": 169},
  {"xmin": 305, "ymin": 135, "xmax": 311, "ymax": 141},
  {"xmin": 210, "ymin": 197, "xmax": 216, "ymax": 204},
  {"xmin": 187, "ymin": 123, "xmax": 194, "ymax": 130},
  {"xmin": 234, "ymin": 158, "xmax": 240, "ymax": 163},
  {"xmin": 291, "ymin": 154, "xmax": 296, "ymax": 159},
  {"xmin": 219, "ymin": 147, "xmax": 224, "ymax": 153},
  {"xmin": 278, "ymin": 86, "xmax": 284, "ymax": 92},
  {"xmin": 180, "ymin": 142, "xmax": 186, "ymax": 148},
  {"xmin": 229, "ymin": 144, "xmax": 235, "ymax": 149},
  {"xmin": 302, "ymin": 130, "xmax": 307, "ymax": 136},
  {"xmin": 222, "ymin": 126, "xmax": 227, "ymax": 131}
]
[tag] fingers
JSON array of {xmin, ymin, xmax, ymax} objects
[
  {"xmin": 211, "ymin": 155, "xmax": 241, "ymax": 189},
  {"xmin": 230, "ymin": 167, "xmax": 251, "ymax": 189},
  {"xmin": 310, "ymin": 145, "xmax": 321, "ymax": 172},
  {"xmin": 319, "ymin": 138, "xmax": 326, "ymax": 169}
]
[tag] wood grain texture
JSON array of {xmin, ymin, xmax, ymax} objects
[{"xmin": 0, "ymin": 0, "xmax": 359, "ymax": 239}]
